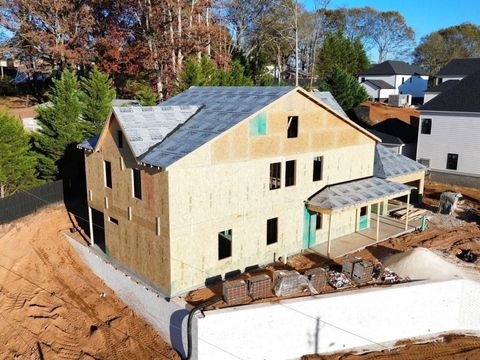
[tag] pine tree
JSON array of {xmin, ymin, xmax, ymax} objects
[
  {"xmin": 317, "ymin": 32, "xmax": 370, "ymax": 79},
  {"xmin": 80, "ymin": 67, "xmax": 116, "ymax": 136},
  {"xmin": 135, "ymin": 85, "xmax": 157, "ymax": 106},
  {"xmin": 321, "ymin": 66, "xmax": 368, "ymax": 111},
  {"xmin": 34, "ymin": 69, "xmax": 84, "ymax": 181},
  {"xmin": 0, "ymin": 108, "xmax": 38, "ymax": 197},
  {"xmin": 229, "ymin": 61, "xmax": 254, "ymax": 86}
]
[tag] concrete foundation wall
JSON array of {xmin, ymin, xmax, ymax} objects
[
  {"xmin": 67, "ymin": 236, "xmax": 191, "ymax": 358},
  {"xmin": 428, "ymin": 169, "xmax": 480, "ymax": 189},
  {"xmin": 196, "ymin": 279, "xmax": 480, "ymax": 360}
]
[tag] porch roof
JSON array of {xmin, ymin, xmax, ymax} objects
[{"xmin": 307, "ymin": 177, "xmax": 411, "ymax": 213}]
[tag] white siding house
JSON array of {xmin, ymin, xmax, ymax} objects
[
  {"xmin": 417, "ymin": 70, "xmax": 480, "ymax": 188},
  {"xmin": 359, "ymin": 61, "xmax": 428, "ymax": 103},
  {"xmin": 435, "ymin": 58, "xmax": 480, "ymax": 85}
]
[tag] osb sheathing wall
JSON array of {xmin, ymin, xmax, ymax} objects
[
  {"xmin": 84, "ymin": 116, "xmax": 171, "ymax": 293},
  {"xmin": 166, "ymin": 90, "xmax": 377, "ymax": 295}
]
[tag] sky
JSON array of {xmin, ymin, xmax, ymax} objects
[{"xmin": 304, "ymin": 0, "xmax": 480, "ymax": 41}]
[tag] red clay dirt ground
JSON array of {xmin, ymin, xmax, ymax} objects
[
  {"xmin": 302, "ymin": 333, "xmax": 480, "ymax": 360},
  {"xmin": 361, "ymin": 101, "xmax": 419, "ymax": 124},
  {"xmin": 0, "ymin": 205, "xmax": 179, "ymax": 359}
]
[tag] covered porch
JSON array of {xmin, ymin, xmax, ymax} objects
[{"xmin": 305, "ymin": 177, "xmax": 414, "ymax": 259}]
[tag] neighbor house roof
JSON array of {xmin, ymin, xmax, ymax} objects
[
  {"xmin": 368, "ymin": 130, "xmax": 404, "ymax": 146},
  {"xmin": 359, "ymin": 60, "xmax": 428, "ymax": 76},
  {"xmin": 437, "ymin": 58, "xmax": 480, "ymax": 77},
  {"xmin": 424, "ymin": 80, "xmax": 459, "ymax": 93},
  {"xmin": 310, "ymin": 91, "xmax": 348, "ymax": 118},
  {"xmin": 362, "ymin": 79, "xmax": 395, "ymax": 89},
  {"xmin": 374, "ymin": 144, "xmax": 425, "ymax": 179},
  {"xmin": 419, "ymin": 70, "xmax": 480, "ymax": 112},
  {"xmin": 307, "ymin": 177, "xmax": 411, "ymax": 211}
]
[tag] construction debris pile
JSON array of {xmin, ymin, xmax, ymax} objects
[{"xmin": 221, "ymin": 257, "xmax": 406, "ymax": 305}]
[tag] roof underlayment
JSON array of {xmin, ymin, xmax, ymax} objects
[
  {"xmin": 112, "ymin": 105, "xmax": 200, "ymax": 157},
  {"xmin": 374, "ymin": 144, "xmax": 425, "ymax": 179},
  {"xmin": 307, "ymin": 177, "xmax": 411, "ymax": 211},
  {"xmin": 140, "ymin": 86, "xmax": 294, "ymax": 168},
  {"xmin": 310, "ymin": 91, "xmax": 348, "ymax": 118}
]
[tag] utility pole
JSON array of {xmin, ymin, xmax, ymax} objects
[{"xmin": 294, "ymin": 0, "xmax": 299, "ymax": 87}]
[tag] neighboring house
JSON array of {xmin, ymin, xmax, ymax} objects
[
  {"xmin": 368, "ymin": 129, "xmax": 405, "ymax": 155},
  {"xmin": 435, "ymin": 58, "xmax": 480, "ymax": 84},
  {"xmin": 417, "ymin": 70, "xmax": 480, "ymax": 188},
  {"xmin": 9, "ymin": 106, "xmax": 41, "ymax": 132},
  {"xmin": 358, "ymin": 60, "xmax": 429, "ymax": 103},
  {"xmin": 79, "ymin": 86, "xmax": 423, "ymax": 296},
  {"xmin": 423, "ymin": 80, "xmax": 459, "ymax": 103}
]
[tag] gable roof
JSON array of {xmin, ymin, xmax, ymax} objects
[
  {"xmin": 80, "ymin": 86, "xmax": 380, "ymax": 168},
  {"xmin": 437, "ymin": 58, "xmax": 480, "ymax": 77},
  {"xmin": 112, "ymin": 105, "xmax": 200, "ymax": 157},
  {"xmin": 310, "ymin": 91, "xmax": 348, "ymax": 118},
  {"xmin": 420, "ymin": 70, "xmax": 480, "ymax": 112},
  {"xmin": 424, "ymin": 80, "xmax": 459, "ymax": 93},
  {"xmin": 140, "ymin": 86, "xmax": 294, "ymax": 167},
  {"xmin": 79, "ymin": 135, "xmax": 99, "ymax": 151},
  {"xmin": 362, "ymin": 79, "xmax": 395, "ymax": 89},
  {"xmin": 374, "ymin": 144, "xmax": 425, "ymax": 179},
  {"xmin": 359, "ymin": 60, "xmax": 428, "ymax": 76}
]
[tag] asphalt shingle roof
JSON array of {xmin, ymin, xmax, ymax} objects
[
  {"xmin": 420, "ymin": 70, "xmax": 480, "ymax": 112},
  {"xmin": 308, "ymin": 177, "xmax": 411, "ymax": 211},
  {"xmin": 362, "ymin": 79, "xmax": 395, "ymax": 89},
  {"xmin": 424, "ymin": 80, "xmax": 460, "ymax": 93},
  {"xmin": 437, "ymin": 58, "xmax": 480, "ymax": 77},
  {"xmin": 359, "ymin": 60, "xmax": 428, "ymax": 76},
  {"xmin": 374, "ymin": 144, "xmax": 425, "ymax": 179},
  {"xmin": 140, "ymin": 86, "xmax": 294, "ymax": 167}
]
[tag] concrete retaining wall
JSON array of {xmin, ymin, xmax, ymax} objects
[
  {"xmin": 197, "ymin": 279, "xmax": 480, "ymax": 360},
  {"xmin": 428, "ymin": 170, "xmax": 480, "ymax": 189},
  {"xmin": 67, "ymin": 236, "xmax": 191, "ymax": 358}
]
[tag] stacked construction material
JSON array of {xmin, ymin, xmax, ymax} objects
[
  {"xmin": 327, "ymin": 271, "xmax": 352, "ymax": 289},
  {"xmin": 342, "ymin": 257, "xmax": 362, "ymax": 277},
  {"xmin": 248, "ymin": 274, "xmax": 272, "ymax": 300},
  {"xmin": 222, "ymin": 279, "xmax": 250, "ymax": 305},
  {"xmin": 351, "ymin": 260, "xmax": 374, "ymax": 285},
  {"xmin": 304, "ymin": 267, "xmax": 327, "ymax": 293},
  {"xmin": 273, "ymin": 270, "xmax": 318, "ymax": 296}
]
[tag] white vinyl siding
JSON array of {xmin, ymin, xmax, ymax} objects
[{"xmin": 417, "ymin": 112, "xmax": 480, "ymax": 175}]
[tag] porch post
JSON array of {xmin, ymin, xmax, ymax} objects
[
  {"xmin": 376, "ymin": 201, "xmax": 381, "ymax": 242},
  {"xmin": 405, "ymin": 193, "xmax": 410, "ymax": 231},
  {"xmin": 327, "ymin": 213, "xmax": 333, "ymax": 258},
  {"xmin": 88, "ymin": 207, "xmax": 94, "ymax": 245}
]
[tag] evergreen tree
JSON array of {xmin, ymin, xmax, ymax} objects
[
  {"xmin": 80, "ymin": 67, "xmax": 116, "ymax": 136},
  {"xmin": 34, "ymin": 69, "xmax": 84, "ymax": 181},
  {"xmin": 317, "ymin": 32, "xmax": 370, "ymax": 79},
  {"xmin": 135, "ymin": 85, "xmax": 157, "ymax": 106},
  {"xmin": 177, "ymin": 56, "xmax": 255, "ymax": 92},
  {"xmin": 0, "ymin": 108, "xmax": 39, "ymax": 197},
  {"xmin": 229, "ymin": 61, "xmax": 254, "ymax": 86},
  {"xmin": 320, "ymin": 66, "xmax": 368, "ymax": 111}
]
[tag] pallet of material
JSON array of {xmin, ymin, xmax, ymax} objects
[{"xmin": 398, "ymin": 208, "xmax": 427, "ymax": 220}]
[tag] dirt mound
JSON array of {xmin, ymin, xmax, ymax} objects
[
  {"xmin": 303, "ymin": 333, "xmax": 480, "ymax": 359},
  {"xmin": 0, "ymin": 205, "xmax": 179, "ymax": 359},
  {"xmin": 384, "ymin": 247, "xmax": 466, "ymax": 280}
]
